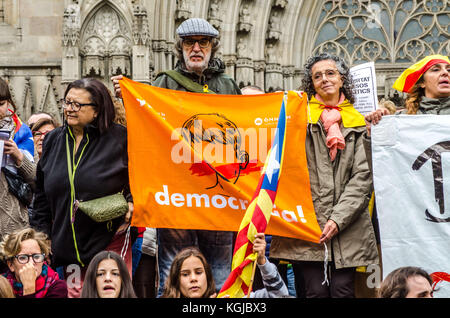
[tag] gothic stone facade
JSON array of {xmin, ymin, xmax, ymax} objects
[{"xmin": 0, "ymin": 0, "xmax": 448, "ymax": 122}]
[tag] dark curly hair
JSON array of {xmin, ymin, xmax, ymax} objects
[
  {"xmin": 300, "ymin": 53, "xmax": 355, "ymax": 104},
  {"xmin": 377, "ymin": 266, "xmax": 434, "ymax": 298}
]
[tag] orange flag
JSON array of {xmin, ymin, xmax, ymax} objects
[{"xmin": 120, "ymin": 77, "xmax": 321, "ymax": 243}]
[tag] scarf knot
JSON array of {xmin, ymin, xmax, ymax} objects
[
  {"xmin": 3, "ymin": 263, "xmax": 60, "ymax": 298},
  {"xmin": 316, "ymin": 94, "xmax": 346, "ymax": 161}
]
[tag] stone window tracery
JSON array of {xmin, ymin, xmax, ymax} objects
[
  {"xmin": 80, "ymin": 4, "xmax": 131, "ymax": 79},
  {"xmin": 312, "ymin": 0, "xmax": 449, "ymax": 65}
]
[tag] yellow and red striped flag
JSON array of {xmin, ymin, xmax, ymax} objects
[
  {"xmin": 392, "ymin": 54, "xmax": 450, "ymax": 93},
  {"xmin": 217, "ymin": 93, "xmax": 288, "ymax": 298}
]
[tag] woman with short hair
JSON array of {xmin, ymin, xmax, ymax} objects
[
  {"xmin": 0, "ymin": 227, "xmax": 67, "ymax": 298},
  {"xmin": 31, "ymin": 117, "xmax": 60, "ymax": 159},
  {"xmin": 269, "ymin": 53, "xmax": 379, "ymax": 298}
]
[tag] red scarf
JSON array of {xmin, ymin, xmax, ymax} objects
[{"xmin": 3, "ymin": 263, "xmax": 60, "ymax": 298}]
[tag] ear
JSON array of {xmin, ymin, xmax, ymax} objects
[{"xmin": 6, "ymin": 259, "xmax": 14, "ymax": 273}]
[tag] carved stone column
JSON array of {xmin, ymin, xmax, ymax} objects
[
  {"xmin": 223, "ymin": 54, "xmax": 237, "ymax": 79},
  {"xmin": 282, "ymin": 65, "xmax": 295, "ymax": 91},
  {"xmin": 132, "ymin": 4, "xmax": 152, "ymax": 83},
  {"xmin": 254, "ymin": 60, "xmax": 266, "ymax": 91},
  {"xmin": 208, "ymin": 0, "xmax": 222, "ymax": 31},
  {"xmin": 62, "ymin": 3, "xmax": 81, "ymax": 84},
  {"xmin": 264, "ymin": 43, "xmax": 283, "ymax": 92},
  {"xmin": 235, "ymin": 36, "xmax": 254, "ymax": 87}
]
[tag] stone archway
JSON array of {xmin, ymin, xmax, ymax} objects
[{"xmin": 79, "ymin": 3, "xmax": 132, "ymax": 90}]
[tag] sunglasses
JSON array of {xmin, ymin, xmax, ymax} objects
[{"xmin": 182, "ymin": 38, "xmax": 212, "ymax": 49}]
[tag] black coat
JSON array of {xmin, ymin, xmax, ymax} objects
[{"xmin": 31, "ymin": 122, "xmax": 131, "ymax": 268}]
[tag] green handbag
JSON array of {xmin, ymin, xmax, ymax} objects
[{"xmin": 76, "ymin": 193, "xmax": 129, "ymax": 223}]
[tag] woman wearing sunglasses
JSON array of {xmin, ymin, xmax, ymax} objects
[{"xmin": 0, "ymin": 227, "xmax": 67, "ymax": 298}]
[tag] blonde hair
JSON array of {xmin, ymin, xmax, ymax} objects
[
  {"xmin": 379, "ymin": 99, "xmax": 397, "ymax": 114},
  {"xmin": 0, "ymin": 228, "xmax": 50, "ymax": 262},
  {"xmin": 0, "ymin": 276, "xmax": 14, "ymax": 298}
]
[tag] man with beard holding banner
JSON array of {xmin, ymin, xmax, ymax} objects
[{"xmin": 112, "ymin": 18, "xmax": 241, "ymax": 296}]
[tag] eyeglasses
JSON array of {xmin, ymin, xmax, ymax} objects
[
  {"xmin": 182, "ymin": 38, "xmax": 211, "ymax": 49},
  {"xmin": 32, "ymin": 130, "xmax": 52, "ymax": 138},
  {"xmin": 312, "ymin": 69, "xmax": 340, "ymax": 82},
  {"xmin": 61, "ymin": 99, "xmax": 96, "ymax": 112},
  {"xmin": 14, "ymin": 253, "xmax": 45, "ymax": 264}
]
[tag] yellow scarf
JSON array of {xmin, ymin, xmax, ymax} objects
[{"xmin": 307, "ymin": 95, "xmax": 366, "ymax": 128}]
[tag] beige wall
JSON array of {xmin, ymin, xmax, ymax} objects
[{"xmin": 1, "ymin": 0, "xmax": 448, "ymax": 121}]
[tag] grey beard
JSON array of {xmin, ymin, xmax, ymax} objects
[{"xmin": 183, "ymin": 55, "xmax": 211, "ymax": 75}]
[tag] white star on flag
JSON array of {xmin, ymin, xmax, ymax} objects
[
  {"xmin": 265, "ymin": 144, "xmax": 280, "ymax": 184},
  {"xmin": 137, "ymin": 98, "xmax": 152, "ymax": 109}
]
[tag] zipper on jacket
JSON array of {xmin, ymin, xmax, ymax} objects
[{"xmin": 66, "ymin": 128, "xmax": 90, "ymax": 267}]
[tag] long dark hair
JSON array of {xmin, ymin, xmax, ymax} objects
[
  {"xmin": 80, "ymin": 251, "xmax": 136, "ymax": 298},
  {"xmin": 63, "ymin": 78, "xmax": 116, "ymax": 134},
  {"xmin": 0, "ymin": 77, "xmax": 16, "ymax": 112},
  {"xmin": 301, "ymin": 53, "xmax": 355, "ymax": 104},
  {"xmin": 161, "ymin": 247, "xmax": 216, "ymax": 298}
]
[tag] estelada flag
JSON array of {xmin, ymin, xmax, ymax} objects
[
  {"xmin": 120, "ymin": 77, "xmax": 321, "ymax": 243},
  {"xmin": 218, "ymin": 93, "xmax": 288, "ymax": 298}
]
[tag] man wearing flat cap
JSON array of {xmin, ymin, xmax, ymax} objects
[
  {"xmin": 112, "ymin": 18, "xmax": 239, "ymax": 296},
  {"xmin": 153, "ymin": 18, "xmax": 241, "ymax": 94}
]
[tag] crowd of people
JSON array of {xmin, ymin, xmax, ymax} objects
[{"xmin": 0, "ymin": 17, "xmax": 448, "ymax": 299}]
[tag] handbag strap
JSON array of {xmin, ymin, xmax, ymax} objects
[
  {"xmin": 66, "ymin": 130, "xmax": 90, "ymax": 267},
  {"xmin": 120, "ymin": 225, "xmax": 131, "ymax": 260}
]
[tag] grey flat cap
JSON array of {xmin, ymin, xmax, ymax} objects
[{"xmin": 176, "ymin": 18, "xmax": 219, "ymax": 38}]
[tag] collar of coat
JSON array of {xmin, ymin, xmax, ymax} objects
[{"xmin": 307, "ymin": 95, "xmax": 366, "ymax": 128}]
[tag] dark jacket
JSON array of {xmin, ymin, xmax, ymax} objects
[
  {"xmin": 153, "ymin": 58, "xmax": 242, "ymax": 95},
  {"xmin": 19, "ymin": 280, "xmax": 68, "ymax": 298},
  {"xmin": 31, "ymin": 122, "xmax": 131, "ymax": 268}
]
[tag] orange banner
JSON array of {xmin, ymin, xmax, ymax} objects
[{"xmin": 120, "ymin": 77, "xmax": 321, "ymax": 243}]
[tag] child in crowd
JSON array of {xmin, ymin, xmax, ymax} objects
[
  {"xmin": 161, "ymin": 233, "xmax": 288, "ymax": 298},
  {"xmin": 81, "ymin": 250, "xmax": 136, "ymax": 298}
]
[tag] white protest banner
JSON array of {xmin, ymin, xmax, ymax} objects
[
  {"xmin": 372, "ymin": 115, "xmax": 450, "ymax": 297},
  {"xmin": 350, "ymin": 62, "xmax": 378, "ymax": 115}
]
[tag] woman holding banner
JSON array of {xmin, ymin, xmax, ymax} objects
[
  {"xmin": 269, "ymin": 53, "xmax": 379, "ymax": 298},
  {"xmin": 365, "ymin": 54, "xmax": 450, "ymax": 132}
]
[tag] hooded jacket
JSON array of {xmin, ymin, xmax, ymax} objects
[{"xmin": 31, "ymin": 122, "xmax": 131, "ymax": 268}]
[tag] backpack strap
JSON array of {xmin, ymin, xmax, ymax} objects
[{"xmin": 157, "ymin": 70, "xmax": 216, "ymax": 94}]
